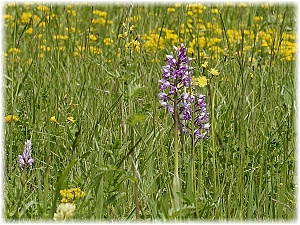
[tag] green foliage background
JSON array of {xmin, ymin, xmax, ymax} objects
[{"xmin": 3, "ymin": 2, "xmax": 296, "ymax": 221}]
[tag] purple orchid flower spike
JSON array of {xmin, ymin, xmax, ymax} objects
[
  {"xmin": 18, "ymin": 140, "xmax": 34, "ymax": 170},
  {"xmin": 158, "ymin": 43, "xmax": 210, "ymax": 140}
]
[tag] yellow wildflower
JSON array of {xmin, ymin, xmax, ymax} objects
[
  {"xmin": 37, "ymin": 5, "xmax": 50, "ymax": 12},
  {"xmin": 187, "ymin": 11, "xmax": 193, "ymax": 16},
  {"xmin": 67, "ymin": 116, "xmax": 76, "ymax": 123},
  {"xmin": 67, "ymin": 9, "xmax": 76, "ymax": 16},
  {"xmin": 211, "ymin": 8, "xmax": 219, "ymax": 14},
  {"xmin": 27, "ymin": 58, "xmax": 33, "ymax": 64},
  {"xmin": 5, "ymin": 115, "xmax": 19, "ymax": 123},
  {"xmin": 8, "ymin": 48, "xmax": 20, "ymax": 54},
  {"xmin": 93, "ymin": 10, "xmax": 107, "ymax": 18},
  {"xmin": 66, "ymin": 27, "xmax": 76, "ymax": 33},
  {"xmin": 131, "ymin": 40, "xmax": 140, "ymax": 51},
  {"xmin": 60, "ymin": 188, "xmax": 86, "ymax": 203},
  {"xmin": 33, "ymin": 15, "xmax": 40, "ymax": 23},
  {"xmin": 89, "ymin": 46, "xmax": 102, "ymax": 55},
  {"xmin": 103, "ymin": 38, "xmax": 113, "ymax": 46},
  {"xmin": 20, "ymin": 12, "xmax": 32, "ymax": 23},
  {"xmin": 201, "ymin": 61, "xmax": 208, "ymax": 68},
  {"xmin": 4, "ymin": 14, "xmax": 13, "ymax": 21},
  {"xmin": 193, "ymin": 76, "xmax": 208, "ymax": 87},
  {"xmin": 238, "ymin": 3, "xmax": 247, "ymax": 8},
  {"xmin": 52, "ymin": 35, "xmax": 68, "ymax": 40},
  {"xmin": 89, "ymin": 34, "xmax": 97, "ymax": 41},
  {"xmin": 208, "ymin": 68, "xmax": 219, "ymax": 76},
  {"xmin": 254, "ymin": 16, "xmax": 263, "ymax": 22},
  {"xmin": 25, "ymin": 27, "xmax": 33, "ymax": 34},
  {"xmin": 50, "ymin": 116, "xmax": 59, "ymax": 124},
  {"xmin": 92, "ymin": 18, "xmax": 106, "ymax": 25},
  {"xmin": 38, "ymin": 22, "xmax": 46, "ymax": 27}
]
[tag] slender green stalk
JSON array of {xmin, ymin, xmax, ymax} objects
[
  {"xmin": 43, "ymin": 133, "xmax": 50, "ymax": 218},
  {"xmin": 210, "ymin": 83, "xmax": 217, "ymax": 189},
  {"xmin": 173, "ymin": 120, "xmax": 179, "ymax": 179},
  {"xmin": 191, "ymin": 135, "xmax": 195, "ymax": 193},
  {"xmin": 188, "ymin": 62, "xmax": 196, "ymax": 214},
  {"xmin": 13, "ymin": 168, "xmax": 27, "ymax": 219},
  {"xmin": 96, "ymin": 140, "xmax": 104, "ymax": 220},
  {"xmin": 198, "ymin": 139, "xmax": 204, "ymax": 198},
  {"xmin": 128, "ymin": 83, "xmax": 140, "ymax": 221},
  {"xmin": 130, "ymin": 135, "xmax": 140, "ymax": 221},
  {"xmin": 173, "ymin": 83, "xmax": 180, "ymax": 212}
]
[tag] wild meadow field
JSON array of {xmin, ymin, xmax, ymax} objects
[{"xmin": 3, "ymin": 1, "xmax": 297, "ymax": 221}]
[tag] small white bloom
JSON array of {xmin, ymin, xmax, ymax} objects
[
  {"xmin": 204, "ymin": 123, "xmax": 210, "ymax": 129},
  {"xmin": 54, "ymin": 203, "xmax": 76, "ymax": 221}
]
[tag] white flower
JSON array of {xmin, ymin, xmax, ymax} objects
[{"xmin": 54, "ymin": 203, "xmax": 76, "ymax": 221}]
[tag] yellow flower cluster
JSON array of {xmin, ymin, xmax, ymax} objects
[
  {"xmin": 125, "ymin": 39, "xmax": 141, "ymax": 52},
  {"xmin": 73, "ymin": 45, "xmax": 102, "ymax": 57},
  {"xmin": 36, "ymin": 5, "xmax": 50, "ymax": 12},
  {"xmin": 93, "ymin": 10, "xmax": 107, "ymax": 17},
  {"xmin": 103, "ymin": 37, "xmax": 114, "ymax": 46},
  {"xmin": 4, "ymin": 115, "xmax": 19, "ymax": 123},
  {"xmin": 141, "ymin": 32, "xmax": 164, "ymax": 52},
  {"xmin": 20, "ymin": 12, "xmax": 32, "ymax": 23},
  {"xmin": 53, "ymin": 35, "xmax": 68, "ymax": 40},
  {"xmin": 50, "ymin": 116, "xmax": 76, "ymax": 124},
  {"xmin": 8, "ymin": 48, "xmax": 20, "ymax": 54},
  {"xmin": 3, "ymin": 3, "xmax": 297, "ymax": 63},
  {"xmin": 140, "ymin": 4, "xmax": 296, "ymax": 62},
  {"xmin": 92, "ymin": 9, "xmax": 113, "ymax": 25},
  {"xmin": 4, "ymin": 14, "xmax": 13, "ymax": 22},
  {"xmin": 88, "ymin": 34, "xmax": 97, "ymax": 41},
  {"xmin": 60, "ymin": 188, "xmax": 86, "ymax": 203},
  {"xmin": 92, "ymin": 17, "xmax": 106, "ymax": 25}
]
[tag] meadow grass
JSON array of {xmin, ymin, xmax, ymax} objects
[{"xmin": 3, "ymin": 1, "xmax": 297, "ymax": 221}]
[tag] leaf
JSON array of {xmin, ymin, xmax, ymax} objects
[
  {"xmin": 98, "ymin": 164, "xmax": 118, "ymax": 171},
  {"xmin": 49, "ymin": 153, "xmax": 79, "ymax": 219},
  {"xmin": 131, "ymin": 85, "xmax": 147, "ymax": 98},
  {"xmin": 280, "ymin": 85, "xmax": 294, "ymax": 109},
  {"xmin": 19, "ymin": 200, "xmax": 37, "ymax": 217},
  {"xmin": 126, "ymin": 113, "xmax": 147, "ymax": 126},
  {"xmin": 168, "ymin": 204, "xmax": 196, "ymax": 218}
]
